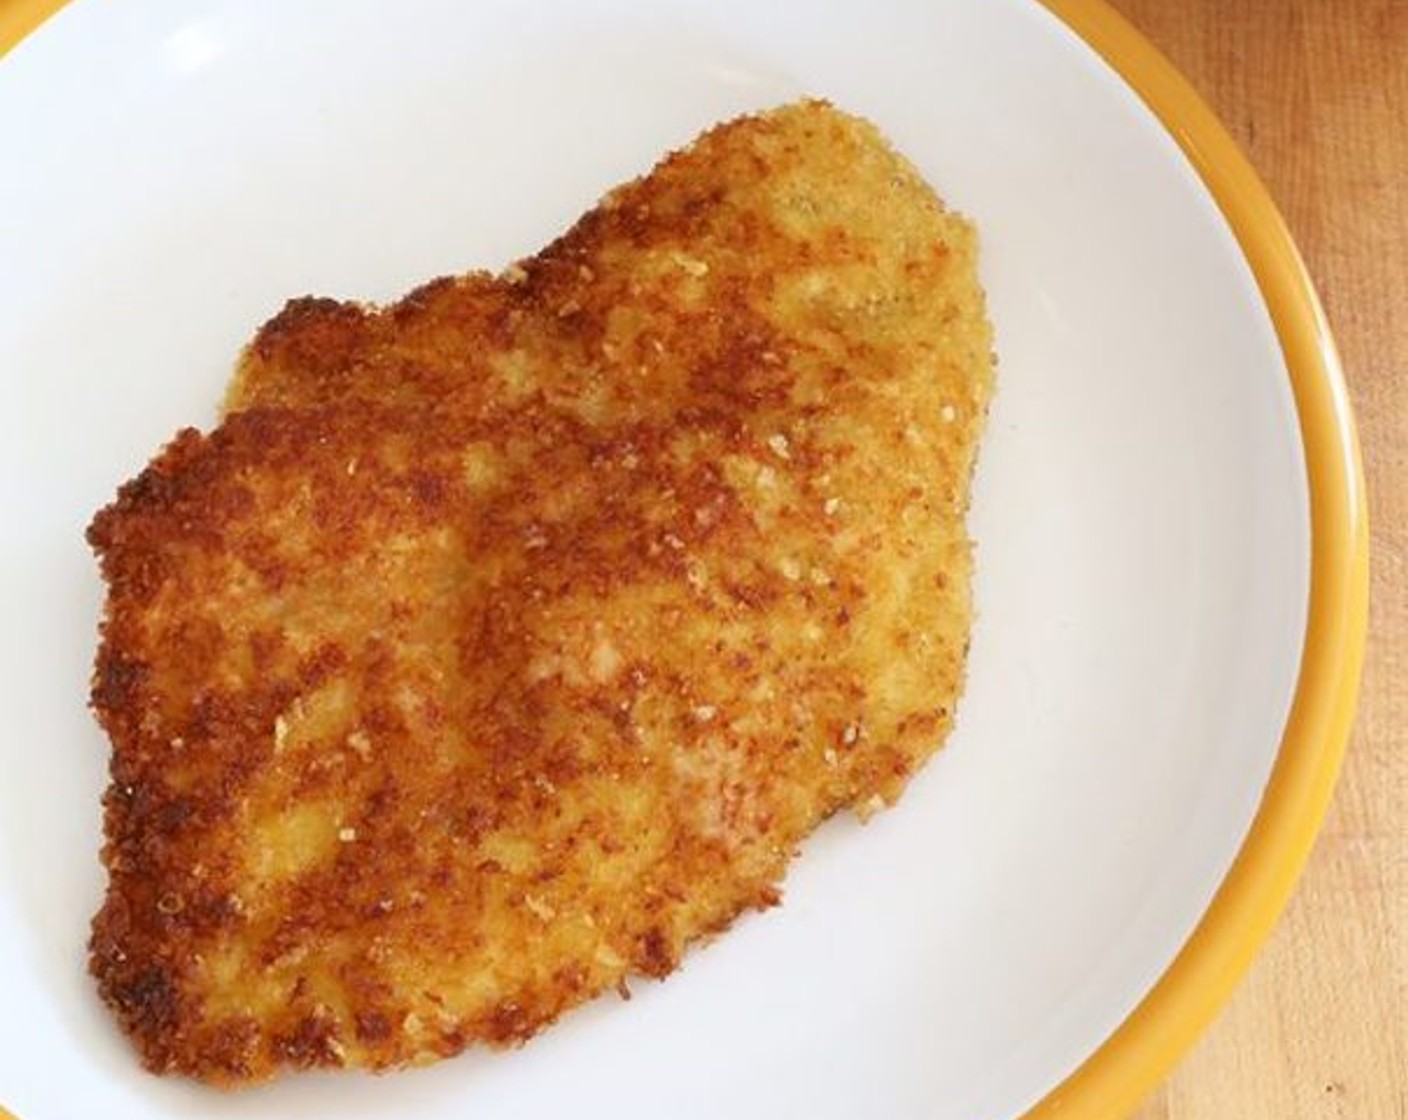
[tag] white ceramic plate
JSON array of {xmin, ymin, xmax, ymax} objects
[{"xmin": 0, "ymin": 2, "xmax": 1364, "ymax": 1119}]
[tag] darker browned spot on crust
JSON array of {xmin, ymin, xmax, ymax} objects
[
  {"xmin": 354, "ymin": 1010, "xmax": 393, "ymax": 1044},
  {"xmin": 272, "ymin": 1012, "xmax": 342, "ymax": 1069},
  {"xmin": 634, "ymin": 926, "xmax": 676, "ymax": 979},
  {"xmin": 251, "ymin": 297, "xmax": 369, "ymax": 371},
  {"xmin": 102, "ymin": 963, "xmax": 182, "ymax": 1037},
  {"xmin": 91, "ymin": 652, "xmax": 148, "ymax": 714},
  {"xmin": 484, "ymin": 1002, "xmax": 533, "ymax": 1046}
]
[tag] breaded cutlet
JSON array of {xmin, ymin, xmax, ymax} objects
[{"xmin": 86, "ymin": 99, "xmax": 993, "ymax": 1085}]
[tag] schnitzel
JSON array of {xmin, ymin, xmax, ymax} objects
[
  {"xmin": 88, "ymin": 98, "xmax": 993, "ymax": 1085},
  {"xmin": 86, "ymin": 100, "xmax": 993, "ymax": 1084},
  {"xmin": 89, "ymin": 99, "xmax": 993, "ymax": 1085}
]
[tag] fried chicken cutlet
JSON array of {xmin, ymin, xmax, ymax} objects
[{"xmin": 87, "ymin": 100, "xmax": 994, "ymax": 1084}]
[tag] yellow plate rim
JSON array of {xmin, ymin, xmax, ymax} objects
[
  {"xmin": 0, "ymin": 2, "xmax": 1369, "ymax": 1119},
  {"xmin": 1019, "ymin": 1, "xmax": 1369, "ymax": 1116}
]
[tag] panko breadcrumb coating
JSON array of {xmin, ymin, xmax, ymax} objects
[{"xmin": 86, "ymin": 99, "xmax": 993, "ymax": 1085}]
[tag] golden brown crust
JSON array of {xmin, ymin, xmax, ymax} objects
[{"xmin": 87, "ymin": 99, "xmax": 993, "ymax": 1085}]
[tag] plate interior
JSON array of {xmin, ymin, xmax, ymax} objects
[{"xmin": 0, "ymin": 1, "xmax": 1308, "ymax": 1118}]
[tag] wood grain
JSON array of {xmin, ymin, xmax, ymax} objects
[{"xmin": 1104, "ymin": 1, "xmax": 1408, "ymax": 1117}]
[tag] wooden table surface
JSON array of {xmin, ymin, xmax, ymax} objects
[{"xmin": 1101, "ymin": 2, "xmax": 1407, "ymax": 1118}]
